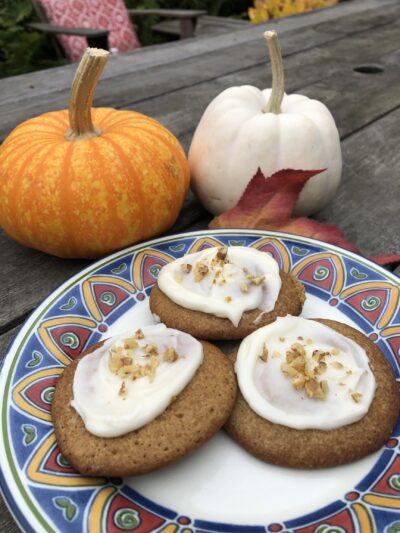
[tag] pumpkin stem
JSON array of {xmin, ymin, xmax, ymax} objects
[
  {"xmin": 262, "ymin": 31, "xmax": 285, "ymax": 114},
  {"xmin": 65, "ymin": 48, "xmax": 110, "ymax": 141}
]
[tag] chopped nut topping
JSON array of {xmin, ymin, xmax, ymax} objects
[
  {"xmin": 320, "ymin": 380, "xmax": 329, "ymax": 396},
  {"xmin": 194, "ymin": 261, "xmax": 209, "ymax": 282},
  {"xmin": 306, "ymin": 338, "xmax": 313, "ymax": 345},
  {"xmin": 144, "ymin": 343, "xmax": 158, "ymax": 355},
  {"xmin": 121, "ymin": 357, "xmax": 133, "ymax": 366},
  {"xmin": 246, "ymin": 274, "xmax": 265, "ymax": 286},
  {"xmin": 124, "ymin": 338, "xmax": 138, "ymax": 350},
  {"xmin": 312, "ymin": 349, "xmax": 326, "ymax": 362},
  {"xmin": 281, "ymin": 362, "xmax": 298, "ymax": 378},
  {"xmin": 291, "ymin": 356, "xmax": 306, "ymax": 372},
  {"xmin": 174, "ymin": 274, "xmax": 182, "ymax": 283},
  {"xmin": 164, "ymin": 347, "xmax": 179, "ymax": 363},
  {"xmin": 346, "ymin": 370, "xmax": 352, "ymax": 375},
  {"xmin": 240, "ymin": 284, "xmax": 249, "ymax": 294},
  {"xmin": 259, "ymin": 344, "xmax": 268, "ymax": 362},
  {"xmin": 280, "ymin": 342, "xmax": 330, "ymax": 400},
  {"xmin": 243, "ymin": 267, "xmax": 249, "ymax": 274},
  {"xmin": 292, "ymin": 374, "xmax": 306, "ymax": 390},
  {"xmin": 332, "ymin": 361, "xmax": 344, "ymax": 370},
  {"xmin": 118, "ymin": 381, "xmax": 126, "ymax": 397},
  {"xmin": 216, "ymin": 247, "xmax": 228, "ymax": 262},
  {"xmin": 305, "ymin": 379, "xmax": 328, "ymax": 400},
  {"xmin": 351, "ymin": 391, "xmax": 363, "ymax": 403},
  {"xmin": 297, "ymin": 336, "xmax": 304, "ymax": 341},
  {"xmin": 279, "ymin": 336, "xmax": 285, "ymax": 342},
  {"xmin": 135, "ymin": 329, "xmax": 145, "ymax": 339},
  {"xmin": 224, "ymin": 296, "xmax": 232, "ymax": 303},
  {"xmin": 331, "ymin": 347, "xmax": 341, "ymax": 356},
  {"xmin": 316, "ymin": 361, "xmax": 327, "ymax": 374},
  {"xmin": 291, "ymin": 342, "xmax": 305, "ymax": 356},
  {"xmin": 109, "ymin": 355, "xmax": 123, "ymax": 373},
  {"xmin": 272, "ymin": 351, "xmax": 281, "ymax": 358},
  {"xmin": 180, "ymin": 263, "xmax": 192, "ymax": 274}
]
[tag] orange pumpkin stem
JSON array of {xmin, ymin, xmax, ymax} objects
[
  {"xmin": 65, "ymin": 48, "xmax": 110, "ymax": 141},
  {"xmin": 263, "ymin": 31, "xmax": 285, "ymax": 114}
]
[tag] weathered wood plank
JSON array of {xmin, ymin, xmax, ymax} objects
[
  {"xmin": 1, "ymin": 17, "xmax": 400, "ymax": 329},
  {"xmin": 0, "ymin": 231, "xmax": 89, "ymax": 330},
  {"xmin": 317, "ymin": 105, "xmax": 400, "ymax": 257},
  {"xmin": 0, "ymin": 0, "xmax": 399, "ymax": 140},
  {"xmin": 122, "ymin": 30, "xmax": 400, "ymax": 141},
  {"xmin": 1, "ymin": 0, "xmax": 395, "ymax": 102},
  {"xmin": 0, "ymin": 497, "xmax": 18, "ymax": 533}
]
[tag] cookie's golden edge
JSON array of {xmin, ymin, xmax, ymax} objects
[
  {"xmin": 149, "ymin": 272, "xmax": 306, "ymax": 340},
  {"xmin": 52, "ymin": 340, "xmax": 237, "ymax": 477},
  {"xmin": 224, "ymin": 319, "xmax": 400, "ymax": 469}
]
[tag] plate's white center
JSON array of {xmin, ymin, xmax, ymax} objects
[{"xmin": 106, "ymin": 294, "xmax": 379, "ymax": 525}]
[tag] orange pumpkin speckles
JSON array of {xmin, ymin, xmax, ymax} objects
[{"xmin": 0, "ymin": 50, "xmax": 189, "ymax": 259}]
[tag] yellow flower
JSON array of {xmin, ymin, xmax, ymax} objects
[{"xmin": 248, "ymin": 0, "xmax": 338, "ymax": 23}]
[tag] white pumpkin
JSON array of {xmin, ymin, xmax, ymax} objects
[{"xmin": 189, "ymin": 31, "xmax": 342, "ymax": 216}]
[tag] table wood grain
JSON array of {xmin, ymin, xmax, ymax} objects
[{"xmin": 1, "ymin": 0, "xmax": 399, "ymax": 529}]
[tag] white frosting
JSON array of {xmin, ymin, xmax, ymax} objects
[
  {"xmin": 235, "ymin": 316, "xmax": 376, "ymax": 430},
  {"xmin": 71, "ymin": 324, "xmax": 203, "ymax": 437},
  {"xmin": 157, "ymin": 247, "xmax": 281, "ymax": 326}
]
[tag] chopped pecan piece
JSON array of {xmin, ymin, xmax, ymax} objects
[
  {"xmin": 118, "ymin": 381, "xmax": 126, "ymax": 397},
  {"xmin": 259, "ymin": 344, "xmax": 268, "ymax": 362},
  {"xmin": 194, "ymin": 261, "xmax": 209, "ymax": 282},
  {"xmin": 351, "ymin": 391, "xmax": 363, "ymax": 403},
  {"xmin": 180, "ymin": 263, "xmax": 192, "ymax": 274},
  {"xmin": 124, "ymin": 338, "xmax": 138, "ymax": 350},
  {"xmin": 135, "ymin": 329, "xmax": 145, "ymax": 340},
  {"xmin": 144, "ymin": 343, "xmax": 158, "ymax": 355},
  {"xmin": 281, "ymin": 362, "xmax": 298, "ymax": 378},
  {"xmin": 216, "ymin": 247, "xmax": 228, "ymax": 262},
  {"xmin": 164, "ymin": 347, "xmax": 179, "ymax": 363}
]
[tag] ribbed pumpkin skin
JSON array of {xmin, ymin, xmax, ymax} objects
[{"xmin": 0, "ymin": 108, "xmax": 189, "ymax": 258}]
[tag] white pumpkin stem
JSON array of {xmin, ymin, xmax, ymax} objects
[
  {"xmin": 262, "ymin": 31, "xmax": 285, "ymax": 114},
  {"xmin": 66, "ymin": 48, "xmax": 110, "ymax": 141}
]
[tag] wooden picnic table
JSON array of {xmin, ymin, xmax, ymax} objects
[{"xmin": 1, "ymin": 0, "xmax": 400, "ymax": 528}]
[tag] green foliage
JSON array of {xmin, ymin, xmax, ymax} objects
[{"xmin": 0, "ymin": 0, "xmax": 64, "ymax": 79}]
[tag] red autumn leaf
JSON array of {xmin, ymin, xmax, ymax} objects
[
  {"xmin": 264, "ymin": 218, "xmax": 360, "ymax": 254},
  {"xmin": 209, "ymin": 168, "xmax": 325, "ymax": 228},
  {"xmin": 209, "ymin": 167, "xmax": 400, "ymax": 263},
  {"xmin": 369, "ymin": 254, "xmax": 400, "ymax": 266}
]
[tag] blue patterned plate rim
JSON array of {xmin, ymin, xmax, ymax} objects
[{"xmin": 0, "ymin": 229, "xmax": 399, "ymax": 533}]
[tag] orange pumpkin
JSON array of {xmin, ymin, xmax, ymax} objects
[{"xmin": 0, "ymin": 49, "xmax": 189, "ymax": 258}]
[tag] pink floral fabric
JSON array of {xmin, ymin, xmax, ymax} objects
[{"xmin": 38, "ymin": 0, "xmax": 140, "ymax": 61}]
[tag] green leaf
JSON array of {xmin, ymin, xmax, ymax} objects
[
  {"xmin": 350, "ymin": 267, "xmax": 367, "ymax": 279},
  {"xmin": 54, "ymin": 497, "xmax": 77, "ymax": 522},
  {"xmin": 292, "ymin": 246, "xmax": 308, "ymax": 256},
  {"xmin": 22, "ymin": 424, "xmax": 37, "ymax": 445},
  {"xmin": 26, "ymin": 351, "xmax": 42, "ymax": 368},
  {"xmin": 60, "ymin": 297, "xmax": 77, "ymax": 310},
  {"xmin": 111, "ymin": 263, "xmax": 127, "ymax": 274},
  {"xmin": 169, "ymin": 243, "xmax": 185, "ymax": 252}
]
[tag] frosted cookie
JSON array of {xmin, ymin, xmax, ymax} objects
[
  {"xmin": 149, "ymin": 246, "xmax": 305, "ymax": 340},
  {"xmin": 52, "ymin": 324, "xmax": 237, "ymax": 476},
  {"xmin": 225, "ymin": 316, "xmax": 399, "ymax": 468}
]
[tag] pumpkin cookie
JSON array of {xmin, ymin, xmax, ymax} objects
[
  {"xmin": 149, "ymin": 246, "xmax": 305, "ymax": 340},
  {"xmin": 225, "ymin": 316, "xmax": 399, "ymax": 469},
  {"xmin": 52, "ymin": 324, "xmax": 237, "ymax": 476}
]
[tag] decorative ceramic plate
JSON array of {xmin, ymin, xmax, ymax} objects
[{"xmin": 1, "ymin": 230, "xmax": 399, "ymax": 533}]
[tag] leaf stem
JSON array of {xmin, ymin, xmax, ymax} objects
[
  {"xmin": 262, "ymin": 31, "xmax": 285, "ymax": 114},
  {"xmin": 65, "ymin": 48, "xmax": 110, "ymax": 141}
]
